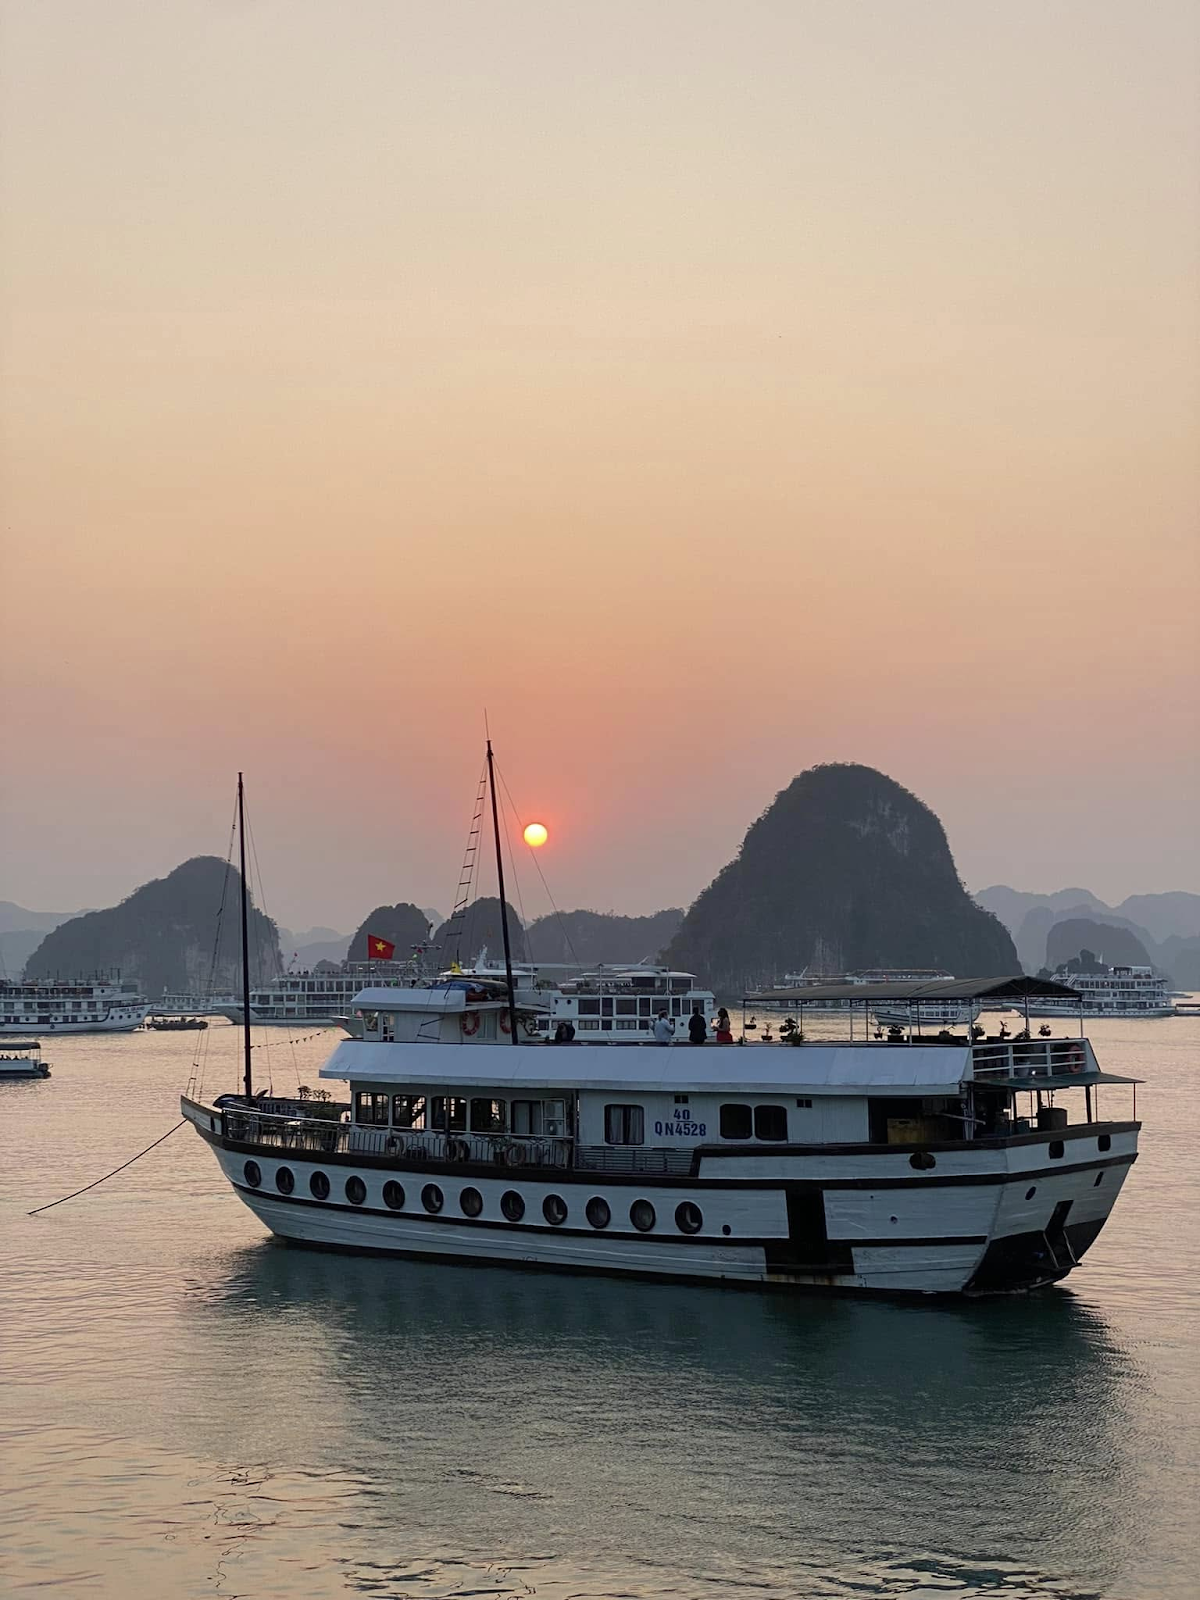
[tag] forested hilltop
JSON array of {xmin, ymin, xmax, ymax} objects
[
  {"xmin": 23, "ymin": 857, "xmax": 281, "ymax": 996},
  {"xmin": 664, "ymin": 764, "xmax": 1016, "ymax": 994}
]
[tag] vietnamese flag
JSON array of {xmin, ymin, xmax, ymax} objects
[{"xmin": 367, "ymin": 934, "xmax": 396, "ymax": 960}]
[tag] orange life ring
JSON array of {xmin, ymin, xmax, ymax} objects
[
  {"xmin": 448, "ymin": 1137, "xmax": 471, "ymax": 1162},
  {"xmin": 499, "ymin": 1011, "xmax": 512, "ymax": 1034},
  {"xmin": 1067, "ymin": 1044, "xmax": 1085, "ymax": 1074},
  {"xmin": 460, "ymin": 1011, "xmax": 480, "ymax": 1036}
]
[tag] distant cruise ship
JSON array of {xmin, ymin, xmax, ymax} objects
[
  {"xmin": 0, "ymin": 977, "xmax": 150, "ymax": 1034},
  {"xmin": 1022, "ymin": 965, "xmax": 1173, "ymax": 1019},
  {"xmin": 214, "ymin": 963, "xmax": 417, "ymax": 1027}
]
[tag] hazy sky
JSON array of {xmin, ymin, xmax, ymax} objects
[{"xmin": 2, "ymin": 0, "xmax": 1197, "ymax": 932}]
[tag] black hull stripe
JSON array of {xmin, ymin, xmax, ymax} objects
[
  {"xmin": 197, "ymin": 1121, "xmax": 1136, "ymax": 1193},
  {"xmin": 231, "ymin": 1182, "xmax": 989, "ymax": 1250}
]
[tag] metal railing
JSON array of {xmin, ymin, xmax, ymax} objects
[
  {"xmin": 972, "ymin": 1039, "xmax": 1091, "ymax": 1081},
  {"xmin": 220, "ymin": 1106, "xmax": 571, "ymax": 1169}
]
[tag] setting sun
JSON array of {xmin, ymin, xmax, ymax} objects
[{"xmin": 523, "ymin": 822, "xmax": 549, "ymax": 848}]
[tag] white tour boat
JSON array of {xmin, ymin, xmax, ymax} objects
[
  {"xmin": 214, "ymin": 961, "xmax": 419, "ymax": 1027},
  {"xmin": 181, "ymin": 762, "xmax": 1141, "ymax": 1298},
  {"xmin": 771, "ymin": 969, "xmax": 981, "ymax": 1031},
  {"xmin": 153, "ymin": 989, "xmax": 237, "ymax": 1018},
  {"xmin": 0, "ymin": 1038, "xmax": 50, "ymax": 1078},
  {"xmin": 1022, "ymin": 965, "xmax": 1173, "ymax": 1019},
  {"xmin": 0, "ymin": 977, "xmax": 150, "ymax": 1034}
]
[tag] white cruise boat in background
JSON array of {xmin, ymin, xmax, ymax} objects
[
  {"xmin": 0, "ymin": 976, "xmax": 149, "ymax": 1034},
  {"xmin": 214, "ymin": 961, "xmax": 420, "ymax": 1027},
  {"xmin": 153, "ymin": 989, "xmax": 237, "ymax": 1018},
  {"xmin": 182, "ymin": 756, "xmax": 1142, "ymax": 1299},
  {"xmin": 1022, "ymin": 965, "xmax": 1173, "ymax": 1019},
  {"xmin": 452, "ymin": 954, "xmax": 716, "ymax": 1043},
  {"xmin": 769, "ymin": 969, "xmax": 981, "ymax": 1031}
]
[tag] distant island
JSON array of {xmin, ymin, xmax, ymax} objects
[
  {"xmin": 976, "ymin": 886, "xmax": 1200, "ymax": 989},
  {"xmin": 22, "ymin": 857, "xmax": 281, "ymax": 997},
  {"xmin": 664, "ymin": 763, "xmax": 1016, "ymax": 995}
]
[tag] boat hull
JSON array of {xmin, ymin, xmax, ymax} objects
[
  {"xmin": 183, "ymin": 1101, "xmax": 1136, "ymax": 1297},
  {"xmin": 212, "ymin": 1007, "xmax": 345, "ymax": 1028},
  {"xmin": 0, "ymin": 1009, "xmax": 149, "ymax": 1035}
]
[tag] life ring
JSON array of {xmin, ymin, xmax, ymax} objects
[
  {"xmin": 1066, "ymin": 1044, "xmax": 1085, "ymax": 1074},
  {"xmin": 523, "ymin": 1015, "xmax": 542, "ymax": 1038},
  {"xmin": 502, "ymin": 1143, "xmax": 525, "ymax": 1167},
  {"xmin": 499, "ymin": 1011, "xmax": 512, "ymax": 1034},
  {"xmin": 460, "ymin": 1011, "xmax": 480, "ymax": 1036},
  {"xmin": 448, "ymin": 1137, "xmax": 471, "ymax": 1163}
]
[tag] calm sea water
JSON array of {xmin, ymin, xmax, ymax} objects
[{"xmin": 2, "ymin": 1014, "xmax": 1198, "ymax": 1599}]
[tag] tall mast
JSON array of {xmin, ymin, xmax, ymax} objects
[
  {"xmin": 486, "ymin": 739, "xmax": 519, "ymax": 1045},
  {"xmin": 237, "ymin": 772, "xmax": 253, "ymax": 1100}
]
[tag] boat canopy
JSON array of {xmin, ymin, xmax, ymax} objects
[
  {"xmin": 319, "ymin": 1039, "xmax": 973, "ymax": 1097},
  {"xmin": 746, "ymin": 975, "xmax": 1082, "ymax": 1005}
]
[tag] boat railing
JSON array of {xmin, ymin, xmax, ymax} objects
[
  {"xmin": 220, "ymin": 1105, "xmax": 571, "ymax": 1169},
  {"xmin": 971, "ymin": 1038, "xmax": 1092, "ymax": 1081}
]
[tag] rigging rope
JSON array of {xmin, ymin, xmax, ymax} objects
[
  {"xmin": 27, "ymin": 1121, "xmax": 186, "ymax": 1215},
  {"xmin": 496, "ymin": 762, "xmax": 583, "ymax": 971}
]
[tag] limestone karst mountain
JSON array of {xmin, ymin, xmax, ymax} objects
[
  {"xmin": 664, "ymin": 763, "xmax": 1017, "ymax": 994},
  {"xmin": 23, "ymin": 857, "xmax": 280, "ymax": 996}
]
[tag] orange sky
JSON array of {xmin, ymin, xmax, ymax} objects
[{"xmin": 1, "ymin": 1, "xmax": 1197, "ymax": 929}]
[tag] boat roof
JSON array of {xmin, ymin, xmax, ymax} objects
[
  {"xmin": 0, "ymin": 1039, "xmax": 41, "ymax": 1050},
  {"xmin": 746, "ymin": 975, "xmax": 1082, "ymax": 1004},
  {"xmin": 320, "ymin": 1039, "xmax": 974, "ymax": 1096}
]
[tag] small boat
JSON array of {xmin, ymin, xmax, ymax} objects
[
  {"xmin": 0, "ymin": 1039, "xmax": 50, "ymax": 1078},
  {"xmin": 145, "ymin": 1016, "xmax": 209, "ymax": 1032}
]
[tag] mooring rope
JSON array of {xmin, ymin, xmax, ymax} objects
[{"xmin": 27, "ymin": 1120, "xmax": 186, "ymax": 1216}]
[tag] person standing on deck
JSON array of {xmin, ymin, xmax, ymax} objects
[
  {"xmin": 687, "ymin": 1006, "xmax": 708, "ymax": 1045},
  {"xmin": 652, "ymin": 1011, "xmax": 676, "ymax": 1045},
  {"xmin": 714, "ymin": 1007, "xmax": 734, "ymax": 1045}
]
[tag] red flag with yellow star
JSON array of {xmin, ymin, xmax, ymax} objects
[{"xmin": 367, "ymin": 934, "xmax": 395, "ymax": 960}]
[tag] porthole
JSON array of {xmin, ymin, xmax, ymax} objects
[
  {"xmin": 1094, "ymin": 1172, "xmax": 1104, "ymax": 1188},
  {"xmin": 345, "ymin": 1175, "xmax": 367, "ymax": 1206},
  {"xmin": 382, "ymin": 1180, "xmax": 405, "ymax": 1210},
  {"xmin": 275, "ymin": 1166, "xmax": 295, "ymax": 1195},
  {"xmin": 909, "ymin": 1151, "xmax": 936, "ymax": 1171},
  {"xmin": 1025, "ymin": 1186, "xmax": 1037, "ymax": 1200},
  {"xmin": 501, "ymin": 1190, "xmax": 525, "ymax": 1222},
  {"xmin": 421, "ymin": 1183, "xmax": 444, "ymax": 1214},
  {"xmin": 675, "ymin": 1201, "xmax": 703, "ymax": 1235},
  {"xmin": 1049, "ymin": 1141, "xmax": 1065, "ymax": 1160},
  {"xmin": 309, "ymin": 1171, "xmax": 330, "ymax": 1200},
  {"xmin": 542, "ymin": 1193, "xmax": 568, "ymax": 1226},
  {"xmin": 721, "ymin": 1224, "xmax": 732, "ymax": 1236},
  {"xmin": 630, "ymin": 1199, "xmax": 656, "ymax": 1233},
  {"xmin": 586, "ymin": 1196, "xmax": 611, "ymax": 1230},
  {"xmin": 243, "ymin": 1160, "xmax": 262, "ymax": 1188},
  {"xmin": 460, "ymin": 1186, "xmax": 484, "ymax": 1218},
  {"xmin": 1098, "ymin": 1134, "xmax": 1111, "ymax": 1152}
]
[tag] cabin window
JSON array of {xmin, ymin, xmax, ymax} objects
[
  {"xmin": 363, "ymin": 1012, "xmax": 379, "ymax": 1033},
  {"xmin": 431, "ymin": 1097, "xmax": 467, "ymax": 1132},
  {"xmin": 471, "ymin": 1098, "xmax": 507, "ymax": 1133},
  {"xmin": 354, "ymin": 1092, "xmax": 389, "ymax": 1126},
  {"xmin": 604, "ymin": 1104, "xmax": 645, "ymax": 1145},
  {"xmin": 616, "ymin": 998, "xmax": 637, "ymax": 1016},
  {"xmin": 578, "ymin": 1019, "xmax": 600, "ymax": 1031},
  {"xmin": 392, "ymin": 1095, "xmax": 425, "ymax": 1128},
  {"xmin": 720, "ymin": 1103, "xmax": 752, "ymax": 1140},
  {"xmin": 578, "ymin": 998, "xmax": 600, "ymax": 1016},
  {"xmin": 513, "ymin": 1099, "xmax": 566, "ymax": 1137},
  {"xmin": 795, "ymin": 1098, "xmax": 813, "ymax": 1109},
  {"xmin": 754, "ymin": 1105, "xmax": 788, "ymax": 1142},
  {"xmin": 639, "ymin": 998, "xmax": 654, "ymax": 1016}
]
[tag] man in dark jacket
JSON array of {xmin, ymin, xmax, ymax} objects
[{"xmin": 687, "ymin": 1006, "xmax": 708, "ymax": 1045}]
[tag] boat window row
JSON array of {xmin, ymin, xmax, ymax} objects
[
  {"xmin": 572, "ymin": 996, "xmax": 702, "ymax": 1018},
  {"xmin": 242, "ymin": 1159, "xmax": 708, "ymax": 1234},
  {"xmin": 354, "ymin": 1092, "xmax": 567, "ymax": 1138}
]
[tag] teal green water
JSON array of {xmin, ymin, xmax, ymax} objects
[{"xmin": 2, "ymin": 1017, "xmax": 1198, "ymax": 1598}]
